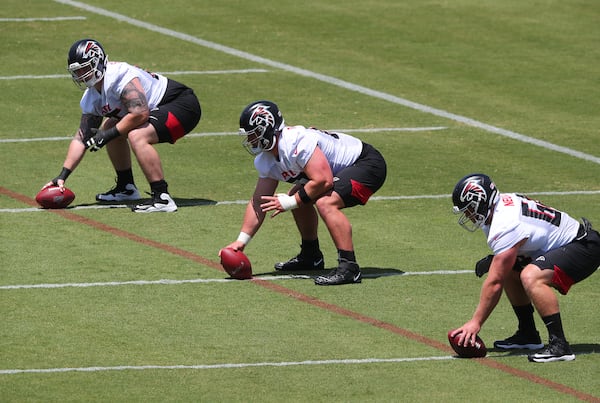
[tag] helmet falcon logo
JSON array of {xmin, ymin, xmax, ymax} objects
[
  {"xmin": 460, "ymin": 182, "xmax": 487, "ymax": 203},
  {"xmin": 248, "ymin": 104, "xmax": 275, "ymax": 129},
  {"xmin": 82, "ymin": 41, "xmax": 103, "ymax": 59}
]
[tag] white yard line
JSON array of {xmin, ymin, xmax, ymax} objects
[
  {"xmin": 0, "ymin": 271, "xmax": 471, "ymax": 290},
  {"xmin": 1, "ymin": 190, "xmax": 598, "ymax": 214},
  {"xmin": 0, "ymin": 355, "xmax": 455, "ymax": 375},
  {"xmin": 0, "ymin": 126, "xmax": 446, "ymax": 143},
  {"xmin": 0, "ymin": 69, "xmax": 268, "ymax": 81},
  {"xmin": 0, "ymin": 16, "xmax": 86, "ymax": 22}
]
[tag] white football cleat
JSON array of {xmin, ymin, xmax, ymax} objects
[{"xmin": 132, "ymin": 192, "xmax": 177, "ymax": 213}]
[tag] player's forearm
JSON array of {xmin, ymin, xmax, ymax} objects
[
  {"xmin": 62, "ymin": 138, "xmax": 86, "ymax": 171},
  {"xmin": 472, "ymin": 279, "xmax": 503, "ymax": 326},
  {"xmin": 303, "ymin": 178, "xmax": 333, "ymax": 201},
  {"xmin": 241, "ymin": 199, "xmax": 265, "ymax": 236}
]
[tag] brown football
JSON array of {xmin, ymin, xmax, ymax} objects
[
  {"xmin": 35, "ymin": 186, "xmax": 75, "ymax": 209},
  {"xmin": 448, "ymin": 330, "xmax": 487, "ymax": 358},
  {"xmin": 219, "ymin": 248, "xmax": 252, "ymax": 279}
]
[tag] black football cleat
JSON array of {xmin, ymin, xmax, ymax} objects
[
  {"xmin": 314, "ymin": 260, "xmax": 361, "ymax": 286},
  {"xmin": 274, "ymin": 253, "xmax": 325, "ymax": 271},
  {"xmin": 96, "ymin": 183, "xmax": 141, "ymax": 202},
  {"xmin": 494, "ymin": 330, "xmax": 544, "ymax": 350},
  {"xmin": 528, "ymin": 336, "xmax": 575, "ymax": 363}
]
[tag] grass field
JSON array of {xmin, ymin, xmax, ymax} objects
[{"xmin": 1, "ymin": 1, "xmax": 599, "ymax": 401}]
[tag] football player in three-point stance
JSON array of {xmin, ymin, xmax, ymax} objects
[
  {"xmin": 449, "ymin": 173, "xmax": 600, "ymax": 362},
  {"xmin": 43, "ymin": 39, "xmax": 201, "ymax": 212},
  {"xmin": 222, "ymin": 100, "xmax": 387, "ymax": 286}
]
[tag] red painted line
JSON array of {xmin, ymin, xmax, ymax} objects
[
  {"xmin": 0, "ymin": 187, "xmax": 224, "ymax": 273},
  {"xmin": 53, "ymin": 209, "xmax": 221, "ymax": 270},
  {"xmin": 253, "ymin": 279, "xmax": 451, "ymax": 351},
  {"xmin": 3, "ymin": 186, "xmax": 598, "ymax": 402},
  {"xmin": 1, "ymin": 186, "xmax": 40, "ymax": 207}
]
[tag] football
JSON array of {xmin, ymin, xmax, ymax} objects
[
  {"xmin": 447, "ymin": 330, "xmax": 487, "ymax": 358},
  {"xmin": 35, "ymin": 186, "xmax": 76, "ymax": 209},
  {"xmin": 219, "ymin": 247, "xmax": 252, "ymax": 279}
]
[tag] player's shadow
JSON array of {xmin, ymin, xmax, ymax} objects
[
  {"xmin": 171, "ymin": 198, "xmax": 219, "ymax": 207},
  {"xmin": 362, "ymin": 267, "xmax": 406, "ymax": 279},
  {"xmin": 572, "ymin": 343, "xmax": 600, "ymax": 355},
  {"xmin": 255, "ymin": 266, "xmax": 405, "ymax": 279},
  {"xmin": 488, "ymin": 343, "xmax": 600, "ymax": 356},
  {"xmin": 71, "ymin": 197, "xmax": 218, "ymax": 209}
]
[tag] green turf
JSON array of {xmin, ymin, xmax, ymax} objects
[{"xmin": 1, "ymin": 0, "xmax": 599, "ymax": 401}]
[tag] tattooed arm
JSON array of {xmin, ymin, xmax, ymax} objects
[
  {"xmin": 113, "ymin": 77, "xmax": 151, "ymax": 134},
  {"xmin": 82, "ymin": 78, "xmax": 154, "ymax": 152},
  {"xmin": 78, "ymin": 114, "xmax": 104, "ymax": 143}
]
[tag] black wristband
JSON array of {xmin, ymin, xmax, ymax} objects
[
  {"xmin": 57, "ymin": 167, "xmax": 72, "ymax": 181},
  {"xmin": 52, "ymin": 167, "xmax": 72, "ymax": 186},
  {"xmin": 298, "ymin": 187, "xmax": 311, "ymax": 204}
]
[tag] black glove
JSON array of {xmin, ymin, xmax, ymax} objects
[
  {"xmin": 85, "ymin": 127, "xmax": 120, "ymax": 152},
  {"xmin": 475, "ymin": 255, "xmax": 493, "ymax": 277},
  {"xmin": 475, "ymin": 254, "xmax": 532, "ymax": 278},
  {"xmin": 513, "ymin": 255, "xmax": 532, "ymax": 272}
]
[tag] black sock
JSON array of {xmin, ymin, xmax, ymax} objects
[
  {"xmin": 337, "ymin": 249, "xmax": 359, "ymax": 272},
  {"xmin": 338, "ymin": 249, "xmax": 356, "ymax": 263},
  {"xmin": 150, "ymin": 179, "xmax": 168, "ymax": 196},
  {"xmin": 513, "ymin": 304, "xmax": 538, "ymax": 335},
  {"xmin": 116, "ymin": 169, "xmax": 134, "ymax": 189},
  {"xmin": 300, "ymin": 239, "xmax": 321, "ymax": 257},
  {"xmin": 542, "ymin": 313, "xmax": 565, "ymax": 340}
]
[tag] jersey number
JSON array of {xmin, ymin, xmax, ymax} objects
[{"xmin": 519, "ymin": 195, "xmax": 561, "ymax": 226}]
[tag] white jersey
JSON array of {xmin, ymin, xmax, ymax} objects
[
  {"xmin": 79, "ymin": 61, "xmax": 168, "ymax": 119},
  {"xmin": 254, "ymin": 126, "xmax": 363, "ymax": 183},
  {"xmin": 483, "ymin": 193, "xmax": 580, "ymax": 257}
]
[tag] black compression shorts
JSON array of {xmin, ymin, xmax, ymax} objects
[
  {"xmin": 333, "ymin": 142, "xmax": 387, "ymax": 208},
  {"xmin": 150, "ymin": 79, "xmax": 201, "ymax": 144},
  {"xmin": 530, "ymin": 221, "xmax": 600, "ymax": 294}
]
